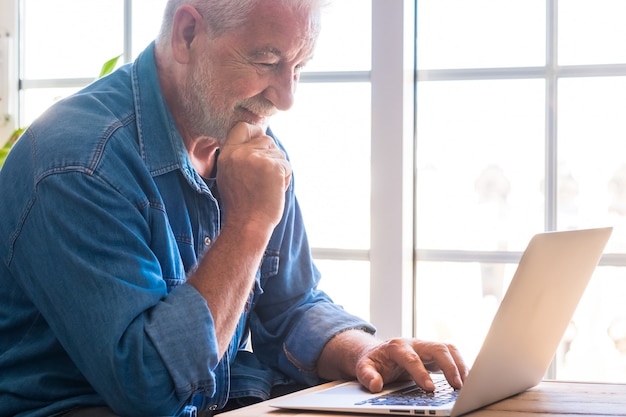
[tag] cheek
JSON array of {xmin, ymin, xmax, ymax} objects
[{"xmin": 227, "ymin": 71, "xmax": 270, "ymax": 100}]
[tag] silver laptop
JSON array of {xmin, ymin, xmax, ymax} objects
[{"xmin": 272, "ymin": 227, "xmax": 613, "ymax": 416}]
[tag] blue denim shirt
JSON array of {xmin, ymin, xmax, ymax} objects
[{"xmin": 0, "ymin": 42, "xmax": 375, "ymax": 417}]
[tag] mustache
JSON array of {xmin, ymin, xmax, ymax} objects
[{"xmin": 237, "ymin": 97, "xmax": 278, "ymax": 118}]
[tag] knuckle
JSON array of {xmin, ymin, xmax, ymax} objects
[
  {"xmin": 431, "ymin": 343, "xmax": 452, "ymax": 358},
  {"xmin": 384, "ymin": 338, "xmax": 412, "ymax": 354},
  {"xmin": 385, "ymin": 338, "xmax": 405, "ymax": 348},
  {"xmin": 444, "ymin": 343, "xmax": 461, "ymax": 356}
]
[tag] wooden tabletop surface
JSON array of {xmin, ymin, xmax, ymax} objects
[{"xmin": 220, "ymin": 379, "xmax": 626, "ymax": 416}]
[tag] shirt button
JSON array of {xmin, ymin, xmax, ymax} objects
[
  {"xmin": 209, "ymin": 405, "xmax": 218, "ymax": 411},
  {"xmin": 204, "ymin": 236, "xmax": 211, "ymax": 246}
]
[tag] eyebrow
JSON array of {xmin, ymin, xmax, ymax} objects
[
  {"xmin": 249, "ymin": 46, "xmax": 314, "ymax": 64},
  {"xmin": 250, "ymin": 47, "xmax": 282, "ymax": 60}
]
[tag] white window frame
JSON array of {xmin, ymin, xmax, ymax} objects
[
  {"xmin": 307, "ymin": 0, "xmax": 417, "ymax": 340},
  {"xmin": 369, "ymin": 0, "xmax": 416, "ymax": 339},
  {"xmin": 0, "ymin": 0, "xmax": 18, "ymax": 142}
]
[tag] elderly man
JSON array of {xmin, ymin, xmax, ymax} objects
[{"xmin": 0, "ymin": 0, "xmax": 467, "ymax": 416}]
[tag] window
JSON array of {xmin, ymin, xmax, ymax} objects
[
  {"xmin": 17, "ymin": 0, "xmax": 167, "ymax": 126},
  {"xmin": 415, "ymin": 0, "xmax": 626, "ymax": 382}
]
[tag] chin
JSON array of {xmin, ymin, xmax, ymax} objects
[{"xmin": 236, "ymin": 118, "xmax": 269, "ymax": 131}]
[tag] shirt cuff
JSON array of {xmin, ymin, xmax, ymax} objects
[
  {"xmin": 145, "ymin": 284, "xmax": 219, "ymax": 400},
  {"xmin": 279, "ymin": 302, "xmax": 376, "ymax": 385}
]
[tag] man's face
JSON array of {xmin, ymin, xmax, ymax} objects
[{"xmin": 180, "ymin": 2, "xmax": 319, "ymax": 143}]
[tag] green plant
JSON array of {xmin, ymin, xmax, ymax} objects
[
  {"xmin": 0, "ymin": 127, "xmax": 25, "ymax": 169},
  {"xmin": 0, "ymin": 54, "xmax": 123, "ymax": 169},
  {"xmin": 98, "ymin": 54, "xmax": 123, "ymax": 78}
]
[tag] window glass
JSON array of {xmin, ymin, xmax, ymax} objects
[
  {"xmin": 416, "ymin": 262, "xmax": 626, "ymax": 381},
  {"xmin": 558, "ymin": 266, "xmax": 626, "ymax": 381},
  {"xmin": 558, "ymin": 0, "xmax": 626, "ymax": 65},
  {"xmin": 416, "ymin": 0, "xmax": 545, "ymax": 69},
  {"xmin": 558, "ymin": 76, "xmax": 626, "ymax": 250},
  {"xmin": 132, "ymin": 0, "xmax": 168, "ymax": 58},
  {"xmin": 270, "ymin": 82, "xmax": 371, "ymax": 250},
  {"xmin": 315, "ymin": 259, "xmax": 370, "ymax": 322},
  {"xmin": 22, "ymin": 0, "xmax": 124, "ymax": 79},
  {"xmin": 303, "ymin": 0, "xmax": 371, "ymax": 72},
  {"xmin": 415, "ymin": 79, "xmax": 545, "ymax": 251},
  {"xmin": 21, "ymin": 87, "xmax": 81, "ymax": 126}
]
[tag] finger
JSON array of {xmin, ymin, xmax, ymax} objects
[
  {"xmin": 222, "ymin": 122, "xmax": 291, "ymax": 190},
  {"xmin": 255, "ymin": 145, "xmax": 291, "ymax": 184},
  {"xmin": 420, "ymin": 343, "xmax": 467, "ymax": 389},
  {"xmin": 224, "ymin": 121, "xmax": 265, "ymax": 146},
  {"xmin": 380, "ymin": 339, "xmax": 436, "ymax": 391},
  {"xmin": 448, "ymin": 344, "xmax": 470, "ymax": 382},
  {"xmin": 357, "ymin": 363, "xmax": 385, "ymax": 393},
  {"xmin": 398, "ymin": 353, "xmax": 436, "ymax": 392},
  {"xmin": 274, "ymin": 158, "xmax": 292, "ymax": 191}
]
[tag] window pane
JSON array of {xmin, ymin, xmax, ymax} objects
[
  {"xmin": 270, "ymin": 82, "xmax": 371, "ymax": 250},
  {"xmin": 558, "ymin": 76, "xmax": 626, "ymax": 252},
  {"xmin": 22, "ymin": 0, "xmax": 124, "ymax": 79},
  {"xmin": 316, "ymin": 259, "xmax": 370, "ymax": 322},
  {"xmin": 416, "ymin": 263, "xmax": 626, "ymax": 383},
  {"xmin": 558, "ymin": 0, "xmax": 626, "ymax": 65},
  {"xmin": 417, "ymin": 0, "xmax": 545, "ymax": 69},
  {"xmin": 132, "ymin": 0, "xmax": 168, "ymax": 58},
  {"xmin": 558, "ymin": 266, "xmax": 626, "ymax": 382},
  {"xmin": 415, "ymin": 79, "xmax": 545, "ymax": 251},
  {"xmin": 21, "ymin": 87, "xmax": 81, "ymax": 126},
  {"xmin": 303, "ymin": 0, "xmax": 371, "ymax": 72}
]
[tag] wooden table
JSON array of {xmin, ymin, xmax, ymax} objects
[{"xmin": 220, "ymin": 380, "xmax": 626, "ymax": 416}]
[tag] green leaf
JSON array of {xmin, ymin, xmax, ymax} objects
[
  {"xmin": 98, "ymin": 54, "xmax": 123, "ymax": 78},
  {"xmin": 0, "ymin": 148, "xmax": 9, "ymax": 169}
]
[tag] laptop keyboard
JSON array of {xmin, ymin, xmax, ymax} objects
[{"xmin": 356, "ymin": 378, "xmax": 459, "ymax": 407}]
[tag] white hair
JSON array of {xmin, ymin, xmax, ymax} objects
[{"xmin": 156, "ymin": 0, "xmax": 329, "ymax": 45}]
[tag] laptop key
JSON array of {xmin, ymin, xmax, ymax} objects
[{"xmin": 356, "ymin": 379, "xmax": 459, "ymax": 407}]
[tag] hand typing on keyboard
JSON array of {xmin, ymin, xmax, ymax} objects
[
  {"xmin": 317, "ymin": 330, "xmax": 469, "ymax": 395},
  {"xmin": 355, "ymin": 338, "xmax": 468, "ymax": 394}
]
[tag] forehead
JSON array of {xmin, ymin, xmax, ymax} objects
[{"xmin": 228, "ymin": 2, "xmax": 320, "ymax": 60}]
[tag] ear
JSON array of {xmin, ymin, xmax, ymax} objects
[{"xmin": 171, "ymin": 5, "xmax": 204, "ymax": 64}]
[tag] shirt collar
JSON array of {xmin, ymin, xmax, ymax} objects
[{"xmin": 131, "ymin": 42, "xmax": 208, "ymax": 193}]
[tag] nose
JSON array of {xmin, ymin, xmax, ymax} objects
[{"xmin": 264, "ymin": 66, "xmax": 298, "ymax": 111}]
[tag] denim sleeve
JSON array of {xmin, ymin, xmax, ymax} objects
[{"xmin": 9, "ymin": 170, "xmax": 218, "ymax": 416}]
